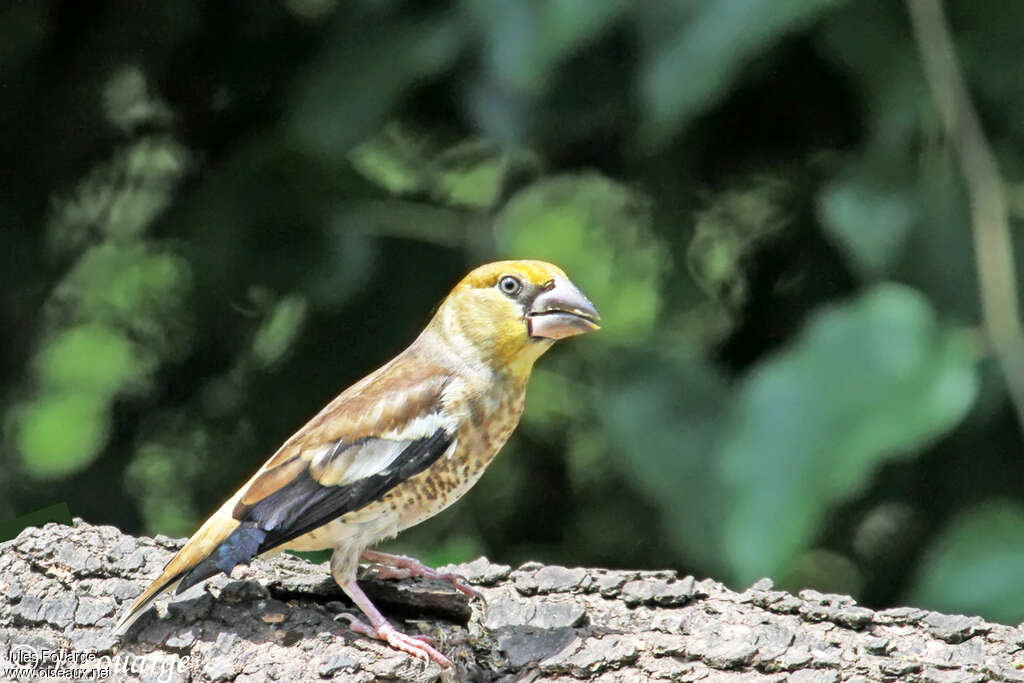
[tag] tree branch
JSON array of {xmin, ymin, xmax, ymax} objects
[
  {"xmin": 2, "ymin": 520, "xmax": 1022, "ymax": 681},
  {"xmin": 907, "ymin": 0, "xmax": 1024, "ymax": 432}
]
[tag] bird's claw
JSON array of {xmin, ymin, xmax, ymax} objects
[
  {"xmin": 434, "ymin": 571, "xmax": 484, "ymax": 601},
  {"xmin": 336, "ymin": 613, "xmax": 450, "ymax": 666},
  {"xmin": 368, "ymin": 555, "xmax": 483, "ymax": 601}
]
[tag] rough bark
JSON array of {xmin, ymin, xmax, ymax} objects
[{"xmin": 0, "ymin": 520, "xmax": 1021, "ymax": 682}]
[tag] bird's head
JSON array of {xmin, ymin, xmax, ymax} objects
[{"xmin": 431, "ymin": 260, "xmax": 600, "ymax": 377}]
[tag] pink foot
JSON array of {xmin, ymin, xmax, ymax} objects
[
  {"xmin": 336, "ymin": 613, "xmax": 451, "ymax": 667},
  {"xmin": 362, "ymin": 551, "xmax": 483, "ymax": 600}
]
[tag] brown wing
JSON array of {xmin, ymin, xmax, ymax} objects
[{"xmin": 239, "ymin": 361, "xmax": 451, "ymax": 504}]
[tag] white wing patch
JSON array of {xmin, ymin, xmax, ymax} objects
[
  {"xmin": 309, "ymin": 439, "xmax": 398, "ymax": 487},
  {"xmin": 307, "ymin": 410, "xmax": 451, "ymax": 487},
  {"xmin": 379, "ymin": 412, "xmax": 447, "ymax": 440}
]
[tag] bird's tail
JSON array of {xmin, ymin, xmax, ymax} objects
[{"xmin": 113, "ymin": 500, "xmax": 240, "ymax": 636}]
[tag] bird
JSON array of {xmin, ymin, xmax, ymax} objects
[{"xmin": 113, "ymin": 260, "xmax": 600, "ymax": 666}]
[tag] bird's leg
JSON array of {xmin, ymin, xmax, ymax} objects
[
  {"xmin": 361, "ymin": 549, "xmax": 483, "ymax": 600},
  {"xmin": 336, "ymin": 579, "xmax": 452, "ymax": 667}
]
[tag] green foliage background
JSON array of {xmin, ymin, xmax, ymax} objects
[{"xmin": 3, "ymin": 0, "xmax": 1024, "ymax": 622}]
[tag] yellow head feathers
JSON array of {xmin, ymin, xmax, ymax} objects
[
  {"xmin": 456, "ymin": 260, "xmax": 569, "ymax": 290},
  {"xmin": 430, "ymin": 260, "xmax": 599, "ymax": 378}
]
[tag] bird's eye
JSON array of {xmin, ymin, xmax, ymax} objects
[{"xmin": 498, "ymin": 275, "xmax": 522, "ymax": 297}]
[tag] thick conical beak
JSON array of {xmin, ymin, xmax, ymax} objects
[{"xmin": 527, "ymin": 276, "xmax": 601, "ymax": 340}]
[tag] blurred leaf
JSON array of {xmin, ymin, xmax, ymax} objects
[
  {"xmin": 250, "ymin": 294, "xmax": 308, "ymax": 369},
  {"xmin": 14, "ymin": 392, "xmax": 109, "ymax": 479},
  {"xmin": 495, "ymin": 172, "xmax": 666, "ymax": 342},
  {"xmin": 910, "ymin": 501, "xmax": 1024, "ymax": 623},
  {"xmin": 34, "ymin": 323, "xmax": 155, "ymax": 397},
  {"xmin": 125, "ymin": 413, "xmax": 222, "ymax": 536},
  {"xmin": 816, "ymin": 0, "xmax": 981, "ymax": 322},
  {"xmin": 718, "ymin": 284, "xmax": 978, "ymax": 584},
  {"xmin": 126, "ymin": 407, "xmax": 258, "ymax": 537},
  {"xmin": 126, "ymin": 437, "xmax": 204, "ymax": 536},
  {"xmin": 303, "ymin": 222, "xmax": 378, "ymax": 310},
  {"xmin": 349, "ymin": 122, "xmax": 434, "ymax": 196},
  {"xmin": 814, "ymin": 3, "xmax": 968, "ymax": 297},
  {"xmin": 434, "ymin": 140, "xmax": 518, "ymax": 209},
  {"xmin": 602, "ymin": 356, "xmax": 732, "ymax": 572},
  {"xmin": 350, "ymin": 124, "xmax": 541, "ymax": 210},
  {"xmin": 638, "ymin": 0, "xmax": 848, "ymax": 147},
  {"xmin": 46, "ymin": 136, "xmax": 189, "ymax": 253},
  {"xmin": 334, "ymin": 199, "xmax": 465, "ymax": 250},
  {"xmin": 815, "ymin": 2, "xmax": 926, "ymax": 155},
  {"xmin": 818, "ymin": 177, "xmax": 915, "ymax": 278},
  {"xmin": 897, "ymin": 163, "xmax": 979, "ymax": 323},
  {"xmin": 660, "ymin": 302, "xmax": 739, "ymax": 357},
  {"xmin": 102, "ymin": 65, "xmax": 173, "ymax": 133},
  {"xmin": 464, "ymin": 0, "xmax": 629, "ymax": 141},
  {"xmin": 466, "ymin": 0, "xmax": 630, "ymax": 93},
  {"xmin": 687, "ymin": 176, "xmax": 790, "ymax": 308},
  {"xmin": 50, "ymin": 242, "xmax": 193, "ymax": 358},
  {"xmin": 288, "ymin": 15, "xmax": 463, "ymax": 161}
]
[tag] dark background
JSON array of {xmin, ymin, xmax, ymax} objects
[{"xmin": 4, "ymin": 0, "xmax": 1024, "ymax": 622}]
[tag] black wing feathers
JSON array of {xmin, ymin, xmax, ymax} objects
[
  {"xmin": 253, "ymin": 428, "xmax": 452, "ymax": 549},
  {"xmin": 177, "ymin": 428, "xmax": 453, "ymax": 592}
]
